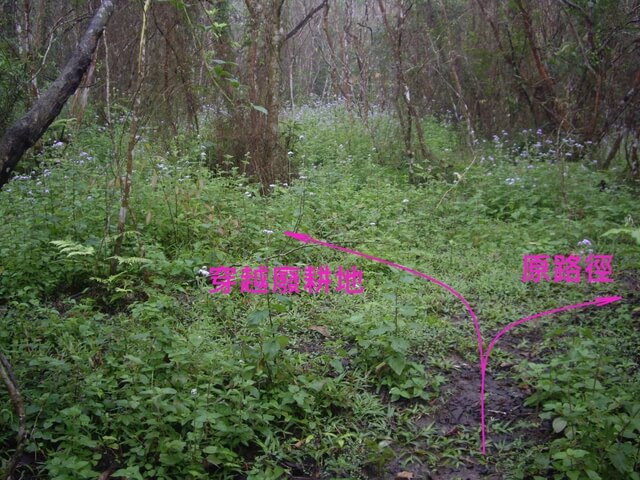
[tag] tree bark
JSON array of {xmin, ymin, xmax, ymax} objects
[
  {"xmin": 0, "ymin": 0, "xmax": 117, "ymax": 190},
  {"xmin": 0, "ymin": 352, "xmax": 26, "ymax": 480},
  {"xmin": 242, "ymin": 0, "xmax": 326, "ymax": 189}
]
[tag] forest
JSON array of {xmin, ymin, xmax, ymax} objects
[{"xmin": 0, "ymin": 0, "xmax": 639, "ymax": 479}]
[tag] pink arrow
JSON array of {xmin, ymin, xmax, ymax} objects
[{"xmin": 284, "ymin": 231, "xmax": 622, "ymax": 454}]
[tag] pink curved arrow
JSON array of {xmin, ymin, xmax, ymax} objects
[{"xmin": 284, "ymin": 231, "xmax": 622, "ymax": 454}]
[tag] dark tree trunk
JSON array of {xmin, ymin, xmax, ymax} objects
[{"xmin": 0, "ymin": 0, "xmax": 117, "ymax": 189}]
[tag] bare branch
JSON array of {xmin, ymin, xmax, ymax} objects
[
  {"xmin": 283, "ymin": 0, "xmax": 328, "ymax": 45},
  {"xmin": 0, "ymin": 352, "xmax": 26, "ymax": 480}
]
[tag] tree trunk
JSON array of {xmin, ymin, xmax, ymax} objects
[
  {"xmin": 243, "ymin": 0, "xmax": 326, "ymax": 190},
  {"xmin": 377, "ymin": 0, "xmax": 438, "ymax": 179},
  {"xmin": 0, "ymin": 0, "xmax": 117, "ymax": 190}
]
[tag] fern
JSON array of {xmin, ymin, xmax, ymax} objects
[
  {"xmin": 50, "ymin": 240, "xmax": 95, "ymax": 257},
  {"xmin": 107, "ymin": 255, "xmax": 152, "ymax": 266}
]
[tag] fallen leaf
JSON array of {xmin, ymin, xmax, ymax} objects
[
  {"xmin": 395, "ymin": 471, "xmax": 414, "ymax": 480},
  {"xmin": 309, "ymin": 325, "xmax": 330, "ymax": 337},
  {"xmin": 444, "ymin": 426, "xmax": 459, "ymax": 437}
]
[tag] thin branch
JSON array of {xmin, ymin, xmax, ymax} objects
[
  {"xmin": 283, "ymin": 0, "xmax": 328, "ymax": 45},
  {"xmin": 0, "ymin": 352, "xmax": 26, "ymax": 480}
]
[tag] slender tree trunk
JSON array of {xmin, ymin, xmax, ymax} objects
[
  {"xmin": 112, "ymin": 0, "xmax": 150, "ymax": 273},
  {"xmin": 377, "ymin": 0, "xmax": 437, "ymax": 178},
  {"xmin": 0, "ymin": 352, "xmax": 26, "ymax": 480},
  {"xmin": 70, "ymin": 50, "xmax": 98, "ymax": 126},
  {"xmin": 514, "ymin": 0, "xmax": 567, "ymax": 129}
]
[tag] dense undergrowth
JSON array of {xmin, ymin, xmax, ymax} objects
[{"xmin": 1, "ymin": 106, "xmax": 639, "ymax": 479}]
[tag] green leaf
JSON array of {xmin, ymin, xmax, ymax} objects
[
  {"xmin": 608, "ymin": 443, "xmax": 634, "ymax": 473},
  {"xmin": 247, "ymin": 309, "xmax": 269, "ymax": 326},
  {"xmin": 399, "ymin": 304, "xmax": 417, "ymax": 317},
  {"xmin": 370, "ymin": 324, "xmax": 393, "ymax": 336},
  {"xmin": 330, "ymin": 358, "xmax": 344, "ymax": 373},
  {"xmin": 124, "ymin": 355, "xmax": 144, "ymax": 365},
  {"xmin": 262, "ymin": 339, "xmax": 281, "ymax": 358},
  {"xmin": 552, "ymin": 417, "xmax": 567, "ymax": 433},
  {"xmin": 113, "ymin": 466, "xmax": 143, "ymax": 480},
  {"xmin": 387, "ymin": 355, "xmax": 406, "ymax": 376},
  {"xmin": 251, "ymin": 104, "xmax": 268, "ymax": 115},
  {"xmin": 566, "ymin": 471, "xmax": 580, "ymax": 480}
]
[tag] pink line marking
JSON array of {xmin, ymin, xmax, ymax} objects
[{"xmin": 284, "ymin": 231, "xmax": 622, "ymax": 454}]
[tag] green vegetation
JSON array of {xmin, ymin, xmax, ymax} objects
[{"xmin": 1, "ymin": 106, "xmax": 639, "ymax": 479}]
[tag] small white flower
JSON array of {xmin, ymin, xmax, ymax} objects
[
  {"xmin": 402, "ymin": 198, "xmax": 409, "ymax": 204},
  {"xmin": 282, "ymin": 182, "xmax": 288, "ymax": 187},
  {"xmin": 287, "ymin": 151, "xmax": 294, "ymax": 156},
  {"xmin": 198, "ymin": 266, "xmax": 209, "ymax": 276},
  {"xmin": 262, "ymin": 229, "xmax": 274, "ymax": 235},
  {"xmin": 191, "ymin": 388, "xmax": 198, "ymax": 396},
  {"xmin": 52, "ymin": 141, "xmax": 64, "ymax": 148},
  {"xmin": 369, "ymin": 222, "xmax": 376, "ymax": 226},
  {"xmin": 577, "ymin": 238, "xmax": 592, "ymax": 247},
  {"xmin": 269, "ymin": 184, "xmax": 277, "ymax": 188},
  {"xmin": 299, "ymin": 175, "xmax": 307, "ymax": 180}
]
